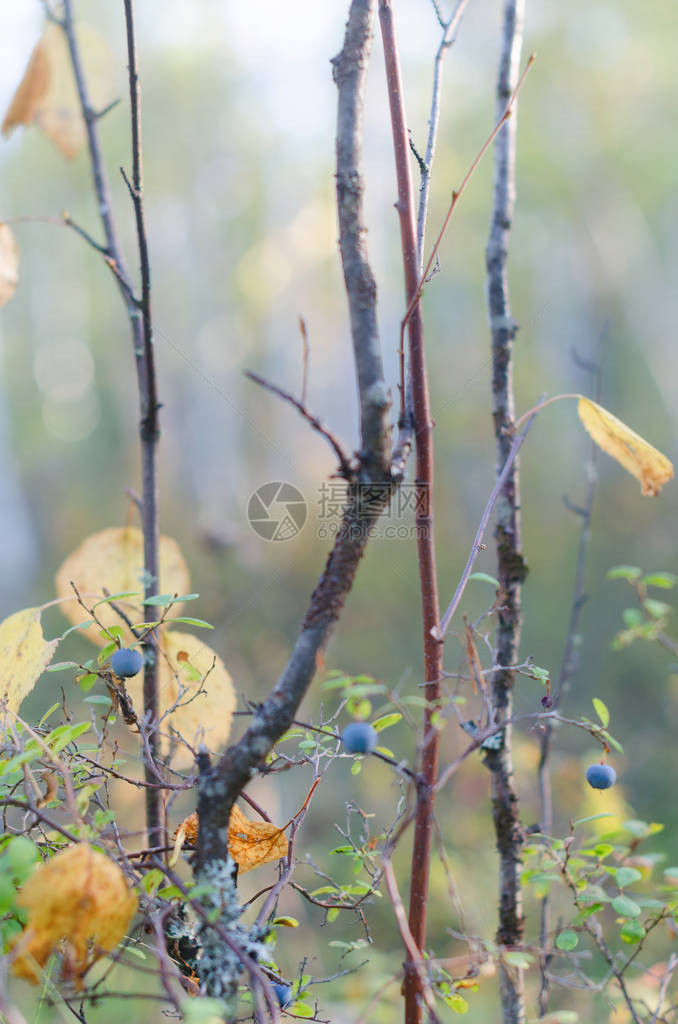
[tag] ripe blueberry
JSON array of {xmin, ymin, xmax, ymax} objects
[
  {"xmin": 586, "ymin": 763, "xmax": 616, "ymax": 790},
  {"xmin": 111, "ymin": 647, "xmax": 143, "ymax": 678},
  {"xmin": 272, "ymin": 983, "xmax": 293, "ymax": 1008},
  {"xmin": 341, "ymin": 721, "xmax": 378, "ymax": 755}
]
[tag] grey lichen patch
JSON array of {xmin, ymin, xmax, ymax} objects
[
  {"xmin": 249, "ymin": 734, "xmax": 270, "ymax": 760},
  {"xmin": 195, "ymin": 857, "xmax": 269, "ymax": 1008}
]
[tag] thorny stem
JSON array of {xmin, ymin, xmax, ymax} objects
[
  {"xmin": 484, "ymin": 1, "xmax": 526, "ymax": 1023},
  {"xmin": 378, "ymin": 5, "xmax": 442, "ymax": 1023},
  {"xmin": 61, "ymin": 0, "xmax": 162, "ymax": 847}
]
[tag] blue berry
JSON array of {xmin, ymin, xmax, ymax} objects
[
  {"xmin": 111, "ymin": 647, "xmax": 143, "ymax": 678},
  {"xmin": 341, "ymin": 722, "xmax": 378, "ymax": 755},
  {"xmin": 586, "ymin": 763, "xmax": 616, "ymax": 790},
  {"xmin": 272, "ymin": 983, "xmax": 293, "ymax": 1008}
]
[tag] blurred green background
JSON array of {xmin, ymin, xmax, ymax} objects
[{"xmin": 1, "ymin": 0, "xmax": 677, "ymax": 1020}]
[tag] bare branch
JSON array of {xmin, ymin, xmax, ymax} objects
[
  {"xmin": 332, "ymin": 0, "xmax": 392, "ymax": 477},
  {"xmin": 484, "ymin": 1, "xmax": 526, "ymax": 1021},
  {"xmin": 245, "ymin": 369, "xmax": 353, "ymax": 478}
]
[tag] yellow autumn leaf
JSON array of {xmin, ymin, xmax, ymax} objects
[
  {"xmin": 2, "ymin": 22, "xmax": 114, "ymax": 159},
  {"xmin": 0, "ymin": 224, "xmax": 20, "ymax": 308},
  {"xmin": 55, "ymin": 526, "xmax": 191, "ymax": 646},
  {"xmin": 173, "ymin": 806, "xmax": 288, "ymax": 874},
  {"xmin": 11, "ymin": 844, "xmax": 137, "ymax": 984},
  {"xmin": 0, "ymin": 607, "xmax": 58, "ymax": 715},
  {"xmin": 578, "ymin": 397, "xmax": 674, "ymax": 497},
  {"xmin": 126, "ymin": 631, "xmax": 235, "ymax": 766}
]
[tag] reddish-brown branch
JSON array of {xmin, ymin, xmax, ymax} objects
[{"xmin": 378, "ymin": 5, "xmax": 443, "ymax": 1023}]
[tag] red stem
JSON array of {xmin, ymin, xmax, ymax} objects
[{"xmin": 378, "ymin": 5, "xmax": 443, "ymax": 1024}]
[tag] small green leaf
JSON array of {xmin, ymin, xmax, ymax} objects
[
  {"xmin": 169, "ymin": 617, "xmax": 214, "ymax": 629},
  {"xmin": 375, "ymin": 746, "xmax": 394, "ymax": 758},
  {"xmin": 607, "ymin": 566, "xmax": 642, "ymax": 581},
  {"xmin": 615, "ymin": 867, "xmax": 643, "ymax": 888},
  {"xmin": 158, "ymin": 885, "xmax": 183, "ymax": 900},
  {"xmin": 444, "ymin": 992, "xmax": 469, "ymax": 1013},
  {"xmin": 623, "ymin": 820, "xmax": 649, "ymax": 837},
  {"xmin": 142, "ymin": 594, "xmax": 176, "ymax": 606},
  {"xmin": 58, "ymin": 619, "xmax": 95, "ymax": 640},
  {"xmin": 92, "ymin": 592, "xmax": 140, "ymax": 607},
  {"xmin": 289, "ymin": 1004, "xmax": 315, "ymax": 1019},
  {"xmin": 327, "ymin": 907, "xmax": 340, "ymax": 923},
  {"xmin": 98, "ymin": 642, "xmax": 118, "ymax": 664},
  {"xmin": 641, "ymin": 572, "xmax": 677, "ymax": 589},
  {"xmin": 622, "ymin": 608, "xmax": 643, "ymax": 628},
  {"xmin": 2, "ymin": 836, "xmax": 40, "ymax": 881},
  {"xmin": 45, "ymin": 661, "xmax": 79, "ymax": 673},
  {"xmin": 78, "ymin": 673, "xmax": 99, "ymax": 691},
  {"xmin": 592, "ymin": 698, "xmax": 609, "ymax": 728},
  {"xmin": 573, "ymin": 813, "xmax": 615, "ymax": 827},
  {"xmin": 612, "ymin": 895, "xmax": 641, "ymax": 917},
  {"xmin": 555, "ymin": 930, "xmax": 579, "ymax": 951},
  {"xmin": 83, "ymin": 695, "xmax": 113, "ymax": 705},
  {"xmin": 644, "ymin": 598, "xmax": 671, "ymax": 619},
  {"xmin": 468, "ymin": 572, "xmax": 499, "ymax": 586},
  {"xmin": 504, "ymin": 952, "xmax": 533, "ymax": 967},
  {"xmin": 619, "ymin": 919, "xmax": 645, "ymax": 943},
  {"xmin": 371, "ymin": 713, "xmax": 402, "ymax": 732},
  {"xmin": 38, "ymin": 703, "xmax": 61, "ymax": 727},
  {"xmin": 351, "ymin": 760, "xmax": 362, "ymax": 776}
]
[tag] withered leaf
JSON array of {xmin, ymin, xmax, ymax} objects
[
  {"xmin": 11, "ymin": 844, "xmax": 137, "ymax": 984},
  {"xmin": 3, "ymin": 23, "xmax": 113, "ymax": 159},
  {"xmin": 172, "ymin": 806, "xmax": 288, "ymax": 874},
  {"xmin": 578, "ymin": 397, "xmax": 674, "ymax": 496},
  {"xmin": 0, "ymin": 607, "xmax": 59, "ymax": 716}
]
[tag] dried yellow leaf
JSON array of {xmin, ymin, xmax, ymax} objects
[
  {"xmin": 55, "ymin": 526, "xmax": 191, "ymax": 646},
  {"xmin": 228, "ymin": 804, "xmax": 289, "ymax": 873},
  {"xmin": 2, "ymin": 23, "xmax": 113, "ymax": 159},
  {"xmin": 1, "ymin": 36, "xmax": 50, "ymax": 134},
  {"xmin": 173, "ymin": 806, "xmax": 288, "ymax": 874},
  {"xmin": 11, "ymin": 844, "xmax": 137, "ymax": 984},
  {"xmin": 0, "ymin": 607, "xmax": 58, "ymax": 715},
  {"xmin": 0, "ymin": 224, "xmax": 20, "ymax": 308},
  {"xmin": 126, "ymin": 631, "xmax": 235, "ymax": 765},
  {"xmin": 578, "ymin": 397, "xmax": 674, "ymax": 497}
]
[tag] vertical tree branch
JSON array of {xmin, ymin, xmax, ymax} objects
[
  {"xmin": 122, "ymin": 0, "xmax": 162, "ymax": 849},
  {"xmin": 484, "ymin": 1, "xmax": 526, "ymax": 1023},
  {"xmin": 196, "ymin": 0, "xmax": 396, "ymax": 871},
  {"xmin": 334, "ymin": 0, "xmax": 392, "ymax": 478},
  {"xmin": 61, "ymin": 0, "xmax": 162, "ymax": 846},
  {"xmin": 378, "ymin": 5, "xmax": 443, "ymax": 1024}
]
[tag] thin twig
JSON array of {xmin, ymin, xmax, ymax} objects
[
  {"xmin": 245, "ymin": 370, "xmax": 353, "ymax": 478},
  {"xmin": 416, "ymin": 0, "xmax": 470, "ymax": 264},
  {"xmin": 437, "ymin": 404, "xmax": 540, "ymax": 638}
]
